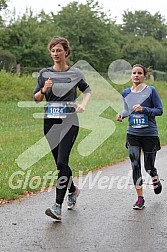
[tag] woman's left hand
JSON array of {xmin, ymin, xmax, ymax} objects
[{"xmin": 133, "ymin": 104, "xmax": 143, "ymax": 112}]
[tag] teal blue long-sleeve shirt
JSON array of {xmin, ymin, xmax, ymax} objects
[{"xmin": 121, "ymin": 85, "xmax": 163, "ymax": 136}]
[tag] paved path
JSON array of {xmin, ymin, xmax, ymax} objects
[{"xmin": 0, "ymin": 146, "xmax": 167, "ymax": 252}]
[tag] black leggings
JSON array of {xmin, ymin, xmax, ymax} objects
[
  {"xmin": 44, "ymin": 117, "xmax": 79, "ymax": 204},
  {"xmin": 128, "ymin": 145, "xmax": 158, "ymax": 186},
  {"xmin": 126, "ymin": 134, "xmax": 160, "ymax": 186}
]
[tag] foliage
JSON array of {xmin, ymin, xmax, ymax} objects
[
  {"xmin": 0, "ymin": 70, "xmax": 35, "ymax": 101},
  {"xmin": 0, "ymin": 0, "xmax": 9, "ymax": 24},
  {"xmin": 122, "ymin": 10, "xmax": 167, "ymax": 40},
  {"xmin": 0, "ymin": 49, "xmax": 16, "ymax": 71},
  {"xmin": 0, "ymin": 0, "xmax": 8, "ymax": 11},
  {"xmin": 121, "ymin": 36, "xmax": 164, "ymax": 68},
  {"xmin": 51, "ymin": 1, "xmax": 121, "ymax": 71},
  {"xmin": 1, "ymin": 9, "xmax": 59, "ymax": 67},
  {"xmin": 0, "ymin": 1, "xmax": 167, "ymax": 73},
  {"xmin": 152, "ymin": 70, "xmax": 167, "ymax": 81}
]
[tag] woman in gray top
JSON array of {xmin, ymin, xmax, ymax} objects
[{"xmin": 33, "ymin": 36, "xmax": 91, "ymax": 220}]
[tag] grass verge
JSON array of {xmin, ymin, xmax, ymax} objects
[{"xmin": 0, "ymin": 71, "xmax": 167, "ymax": 200}]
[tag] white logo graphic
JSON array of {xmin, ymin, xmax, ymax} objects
[{"xmin": 16, "ymin": 59, "xmax": 132, "ymax": 170}]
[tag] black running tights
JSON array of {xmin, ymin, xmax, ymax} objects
[
  {"xmin": 128, "ymin": 145, "xmax": 158, "ymax": 186},
  {"xmin": 44, "ymin": 119, "xmax": 79, "ymax": 204}
]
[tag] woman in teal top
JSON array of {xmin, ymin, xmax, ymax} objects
[{"xmin": 116, "ymin": 64, "xmax": 163, "ymax": 210}]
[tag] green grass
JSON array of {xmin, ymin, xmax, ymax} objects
[{"xmin": 0, "ymin": 70, "xmax": 167, "ymax": 200}]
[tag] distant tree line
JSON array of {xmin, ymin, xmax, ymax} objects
[{"xmin": 0, "ymin": 0, "xmax": 167, "ymax": 75}]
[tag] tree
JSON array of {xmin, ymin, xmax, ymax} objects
[
  {"xmin": 1, "ymin": 0, "xmax": 167, "ymax": 73},
  {"xmin": 0, "ymin": 0, "xmax": 8, "ymax": 11},
  {"xmin": 0, "ymin": 0, "xmax": 9, "ymax": 24},
  {"xmin": 121, "ymin": 36, "xmax": 164, "ymax": 68},
  {"xmin": 152, "ymin": 45, "xmax": 167, "ymax": 71},
  {"xmin": 51, "ymin": 0, "xmax": 121, "ymax": 72},
  {"xmin": 0, "ymin": 49, "xmax": 16, "ymax": 71},
  {"xmin": 121, "ymin": 10, "xmax": 167, "ymax": 41},
  {"xmin": 1, "ymin": 9, "xmax": 61, "ymax": 68}
]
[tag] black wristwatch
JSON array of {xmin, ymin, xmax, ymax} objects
[{"xmin": 40, "ymin": 88, "xmax": 46, "ymax": 95}]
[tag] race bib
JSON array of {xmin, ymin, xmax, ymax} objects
[
  {"xmin": 47, "ymin": 102, "xmax": 67, "ymax": 118},
  {"xmin": 129, "ymin": 114, "xmax": 148, "ymax": 128}
]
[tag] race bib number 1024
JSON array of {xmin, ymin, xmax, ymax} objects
[{"xmin": 47, "ymin": 102, "xmax": 67, "ymax": 118}]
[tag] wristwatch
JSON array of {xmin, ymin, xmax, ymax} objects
[{"xmin": 40, "ymin": 88, "xmax": 46, "ymax": 95}]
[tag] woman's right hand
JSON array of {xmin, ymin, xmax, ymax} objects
[
  {"xmin": 42, "ymin": 78, "xmax": 53, "ymax": 93},
  {"xmin": 116, "ymin": 113, "xmax": 123, "ymax": 122}
]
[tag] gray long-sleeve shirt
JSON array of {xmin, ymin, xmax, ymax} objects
[{"xmin": 33, "ymin": 66, "xmax": 91, "ymax": 102}]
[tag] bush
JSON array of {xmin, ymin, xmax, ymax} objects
[
  {"xmin": 0, "ymin": 49, "xmax": 16, "ymax": 72},
  {"xmin": 152, "ymin": 70, "xmax": 167, "ymax": 81},
  {"xmin": 20, "ymin": 66, "xmax": 41, "ymax": 75}
]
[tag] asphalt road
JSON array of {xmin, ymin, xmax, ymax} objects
[{"xmin": 0, "ymin": 145, "xmax": 167, "ymax": 252}]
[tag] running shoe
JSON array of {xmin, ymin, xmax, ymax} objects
[
  {"xmin": 67, "ymin": 186, "xmax": 80, "ymax": 210},
  {"xmin": 45, "ymin": 203, "xmax": 62, "ymax": 220},
  {"xmin": 133, "ymin": 196, "xmax": 145, "ymax": 210},
  {"xmin": 152, "ymin": 175, "xmax": 162, "ymax": 194}
]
